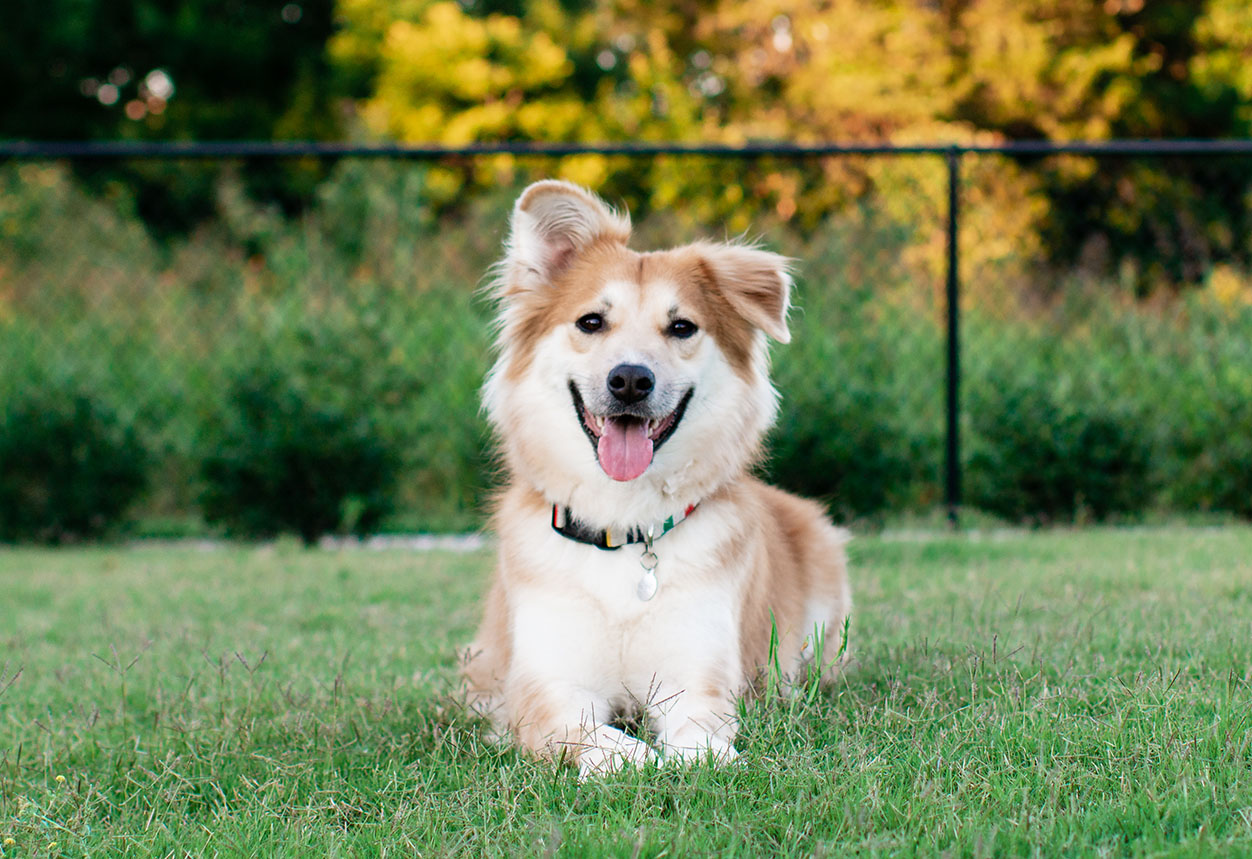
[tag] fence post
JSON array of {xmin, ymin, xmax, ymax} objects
[{"xmin": 945, "ymin": 146, "xmax": 962, "ymax": 529}]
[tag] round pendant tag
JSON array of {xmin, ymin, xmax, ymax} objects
[{"xmin": 636, "ymin": 570, "xmax": 658, "ymax": 601}]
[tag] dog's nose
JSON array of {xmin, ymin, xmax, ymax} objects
[{"xmin": 607, "ymin": 363, "xmax": 655, "ymax": 405}]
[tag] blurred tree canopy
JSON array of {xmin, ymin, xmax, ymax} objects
[
  {"xmin": 0, "ymin": 0, "xmax": 339, "ymax": 140},
  {"xmin": 0, "ymin": 0, "xmax": 341, "ymax": 231},
  {"xmin": 329, "ymin": 0, "xmax": 1252, "ymax": 286},
  {"xmin": 328, "ymin": 0, "xmax": 1252, "ymax": 289},
  {"xmin": 5, "ymin": 0, "xmax": 1252, "ymax": 284}
]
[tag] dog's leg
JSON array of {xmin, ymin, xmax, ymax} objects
[
  {"xmin": 575, "ymin": 723, "xmax": 659, "ymax": 779},
  {"xmin": 461, "ymin": 578, "xmax": 512, "ymax": 738},
  {"xmin": 649, "ymin": 686, "xmax": 740, "ymax": 766},
  {"xmin": 460, "ymin": 650, "xmax": 508, "ymax": 743},
  {"xmin": 507, "ymin": 676, "xmax": 655, "ymax": 777}
]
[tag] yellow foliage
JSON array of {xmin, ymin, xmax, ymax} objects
[
  {"xmin": 557, "ymin": 155, "xmax": 611, "ymax": 189},
  {"xmin": 1207, "ymin": 264, "xmax": 1252, "ymax": 308},
  {"xmin": 330, "ymin": 0, "xmax": 1252, "ymax": 286},
  {"xmin": 1192, "ymin": 0, "xmax": 1252, "ymax": 124},
  {"xmin": 356, "ymin": 1, "xmax": 573, "ymax": 144}
]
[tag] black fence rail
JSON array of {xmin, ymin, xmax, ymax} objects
[
  {"xmin": 8, "ymin": 139, "xmax": 1252, "ymax": 158},
  {"xmin": 4, "ymin": 138, "xmax": 1252, "ymax": 539}
]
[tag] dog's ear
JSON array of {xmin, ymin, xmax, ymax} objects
[
  {"xmin": 506, "ymin": 180, "xmax": 631, "ymax": 291},
  {"xmin": 699, "ymin": 243, "xmax": 793, "ymax": 344}
]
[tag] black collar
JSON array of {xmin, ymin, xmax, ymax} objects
[{"xmin": 551, "ymin": 503, "xmax": 698, "ymax": 551}]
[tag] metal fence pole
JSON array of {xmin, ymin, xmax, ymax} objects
[{"xmin": 945, "ymin": 147, "xmax": 963, "ymax": 529}]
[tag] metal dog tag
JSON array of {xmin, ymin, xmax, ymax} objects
[
  {"xmin": 637, "ymin": 528, "xmax": 659, "ymax": 601},
  {"xmin": 637, "ymin": 561, "xmax": 659, "ymax": 601},
  {"xmin": 637, "ymin": 572, "xmax": 658, "ymax": 602}
]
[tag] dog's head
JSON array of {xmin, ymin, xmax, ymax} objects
[{"xmin": 483, "ymin": 180, "xmax": 792, "ymax": 526}]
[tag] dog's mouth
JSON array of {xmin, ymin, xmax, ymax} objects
[{"xmin": 569, "ymin": 382, "xmax": 693, "ymax": 482}]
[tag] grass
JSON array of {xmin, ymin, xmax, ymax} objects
[{"xmin": 2, "ymin": 527, "xmax": 1251, "ymax": 856}]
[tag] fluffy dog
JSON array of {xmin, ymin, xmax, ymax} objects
[{"xmin": 463, "ymin": 180, "xmax": 851, "ymax": 776}]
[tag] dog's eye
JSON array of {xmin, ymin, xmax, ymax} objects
[
  {"xmin": 667, "ymin": 319, "xmax": 698, "ymax": 339},
  {"xmin": 576, "ymin": 313, "xmax": 604, "ymax": 334}
]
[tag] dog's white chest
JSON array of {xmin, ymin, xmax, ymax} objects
[{"xmin": 505, "ymin": 522, "xmax": 743, "ymax": 701}]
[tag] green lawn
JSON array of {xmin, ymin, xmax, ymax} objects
[{"xmin": 2, "ymin": 528, "xmax": 1251, "ymax": 856}]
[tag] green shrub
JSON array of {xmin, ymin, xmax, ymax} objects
[
  {"xmin": 966, "ymin": 359, "xmax": 1153, "ymax": 524},
  {"xmin": 769, "ymin": 382, "xmax": 916, "ymax": 521},
  {"xmin": 199, "ymin": 316, "xmax": 413, "ymax": 544},
  {"xmin": 17, "ymin": 160, "xmax": 1252, "ymax": 532},
  {"xmin": 1166, "ymin": 360, "xmax": 1252, "ymax": 519},
  {"xmin": 767, "ymin": 238, "xmax": 944, "ymax": 522},
  {"xmin": 0, "ymin": 380, "xmax": 148, "ymax": 542}
]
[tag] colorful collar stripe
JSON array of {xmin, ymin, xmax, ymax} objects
[{"xmin": 551, "ymin": 503, "xmax": 697, "ymax": 550}]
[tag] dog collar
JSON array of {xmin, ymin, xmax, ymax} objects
[
  {"xmin": 551, "ymin": 503, "xmax": 697, "ymax": 551},
  {"xmin": 551, "ymin": 502, "xmax": 698, "ymax": 601}
]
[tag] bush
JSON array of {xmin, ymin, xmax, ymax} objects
[
  {"xmin": 767, "ymin": 252, "xmax": 941, "ymax": 522},
  {"xmin": 0, "ymin": 381, "xmax": 148, "ymax": 542},
  {"xmin": 199, "ymin": 318, "xmax": 410, "ymax": 544},
  {"xmin": 20, "ymin": 159, "xmax": 1252, "ymax": 532},
  {"xmin": 1166, "ymin": 367, "xmax": 1252, "ymax": 519},
  {"xmin": 966, "ymin": 361, "xmax": 1153, "ymax": 524},
  {"xmin": 769, "ymin": 382, "xmax": 916, "ymax": 522}
]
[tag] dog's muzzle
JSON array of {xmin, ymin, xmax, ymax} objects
[{"xmin": 569, "ymin": 381, "xmax": 693, "ymax": 482}]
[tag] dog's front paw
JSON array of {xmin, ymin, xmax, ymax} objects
[
  {"xmin": 661, "ymin": 735, "xmax": 739, "ymax": 767},
  {"xmin": 575, "ymin": 727, "xmax": 657, "ymax": 779}
]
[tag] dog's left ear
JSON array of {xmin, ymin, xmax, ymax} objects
[
  {"xmin": 700, "ymin": 244, "xmax": 793, "ymax": 344},
  {"xmin": 505, "ymin": 180, "xmax": 631, "ymax": 292}
]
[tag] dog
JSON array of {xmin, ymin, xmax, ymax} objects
[{"xmin": 463, "ymin": 180, "xmax": 851, "ymax": 776}]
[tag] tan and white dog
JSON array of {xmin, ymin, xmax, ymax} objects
[{"xmin": 463, "ymin": 180, "xmax": 851, "ymax": 776}]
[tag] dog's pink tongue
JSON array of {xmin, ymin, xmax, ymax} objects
[{"xmin": 597, "ymin": 417, "xmax": 654, "ymax": 481}]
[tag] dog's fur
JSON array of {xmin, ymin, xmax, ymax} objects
[{"xmin": 463, "ymin": 180, "xmax": 851, "ymax": 776}]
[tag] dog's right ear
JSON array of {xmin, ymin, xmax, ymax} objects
[{"xmin": 505, "ymin": 181, "xmax": 631, "ymax": 293}]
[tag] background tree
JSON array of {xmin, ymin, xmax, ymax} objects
[
  {"xmin": 0, "ymin": 0, "xmax": 339, "ymax": 141},
  {"xmin": 333, "ymin": 0, "xmax": 1252, "ymax": 288},
  {"xmin": 0, "ymin": 0, "xmax": 344, "ymax": 231},
  {"xmin": 5, "ymin": 0, "xmax": 1252, "ymax": 282}
]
